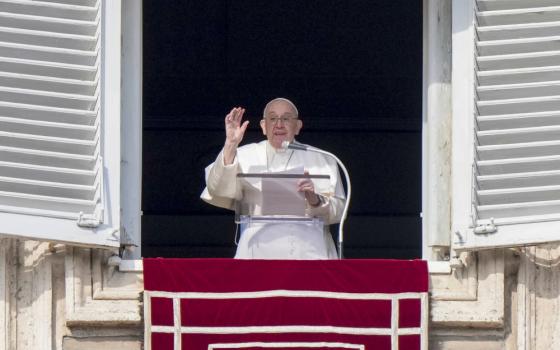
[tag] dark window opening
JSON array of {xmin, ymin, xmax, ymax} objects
[{"xmin": 142, "ymin": 0, "xmax": 423, "ymax": 258}]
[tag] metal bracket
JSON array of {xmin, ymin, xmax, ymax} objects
[
  {"xmin": 119, "ymin": 226, "xmax": 137, "ymax": 247},
  {"xmin": 77, "ymin": 207, "xmax": 104, "ymax": 228},
  {"xmin": 117, "ymin": 227, "xmax": 138, "ymax": 260},
  {"xmin": 473, "ymin": 217, "xmax": 497, "ymax": 235}
]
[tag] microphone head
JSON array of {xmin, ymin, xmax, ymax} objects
[
  {"xmin": 286, "ymin": 141, "xmax": 308, "ymax": 151},
  {"xmin": 281, "ymin": 140, "xmax": 291, "ymax": 149}
]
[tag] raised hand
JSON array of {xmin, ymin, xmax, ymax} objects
[
  {"xmin": 223, "ymin": 107, "xmax": 249, "ymax": 165},
  {"xmin": 225, "ymin": 107, "xmax": 249, "ymax": 146}
]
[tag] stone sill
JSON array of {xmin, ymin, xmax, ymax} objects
[{"xmin": 119, "ymin": 259, "xmax": 453, "ymax": 274}]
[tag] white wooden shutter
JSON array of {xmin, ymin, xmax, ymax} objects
[
  {"xmin": 454, "ymin": 0, "xmax": 560, "ymax": 250},
  {"xmin": 0, "ymin": 0, "xmax": 121, "ymax": 248}
]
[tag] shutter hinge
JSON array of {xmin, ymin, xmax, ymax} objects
[
  {"xmin": 473, "ymin": 217, "xmax": 497, "ymax": 235},
  {"xmin": 119, "ymin": 226, "xmax": 137, "ymax": 247},
  {"xmin": 77, "ymin": 207, "xmax": 104, "ymax": 228}
]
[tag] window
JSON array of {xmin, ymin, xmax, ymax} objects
[
  {"xmin": 142, "ymin": 1, "xmax": 423, "ymax": 259},
  {"xmin": 452, "ymin": 0, "xmax": 560, "ymax": 250},
  {"xmin": 0, "ymin": 0, "xmax": 122, "ymax": 248}
]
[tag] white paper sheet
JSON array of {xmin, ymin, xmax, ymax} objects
[{"xmin": 261, "ymin": 166, "xmax": 306, "ymax": 216}]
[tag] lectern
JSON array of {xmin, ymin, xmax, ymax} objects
[{"xmin": 234, "ymin": 172, "xmax": 332, "ymax": 259}]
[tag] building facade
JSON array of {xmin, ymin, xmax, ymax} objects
[{"xmin": 0, "ymin": 0, "xmax": 559, "ymax": 349}]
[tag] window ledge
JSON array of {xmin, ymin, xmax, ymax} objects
[
  {"xmin": 123, "ymin": 259, "xmax": 452, "ymax": 274},
  {"xmin": 119, "ymin": 259, "xmax": 143, "ymax": 272},
  {"xmin": 428, "ymin": 260, "xmax": 452, "ymax": 274}
]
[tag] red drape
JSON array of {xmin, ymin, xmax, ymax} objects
[{"xmin": 144, "ymin": 259, "xmax": 428, "ymax": 350}]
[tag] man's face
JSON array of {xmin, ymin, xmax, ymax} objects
[{"xmin": 260, "ymin": 100, "xmax": 303, "ymax": 149}]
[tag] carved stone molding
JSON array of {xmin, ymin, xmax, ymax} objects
[
  {"xmin": 92, "ymin": 250, "xmax": 143, "ymax": 300},
  {"xmin": 0, "ymin": 240, "xmax": 61, "ymax": 349},
  {"xmin": 430, "ymin": 252, "xmax": 478, "ymax": 301},
  {"xmin": 0, "ymin": 238, "xmax": 16, "ymax": 350},
  {"xmin": 65, "ymin": 247, "xmax": 142, "ymax": 327},
  {"xmin": 430, "ymin": 250, "xmax": 505, "ymax": 328},
  {"xmin": 516, "ymin": 245, "xmax": 560, "ymax": 350}
]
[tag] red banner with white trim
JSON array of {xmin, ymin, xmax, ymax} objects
[{"xmin": 144, "ymin": 259, "xmax": 428, "ymax": 350}]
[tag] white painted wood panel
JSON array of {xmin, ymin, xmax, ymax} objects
[
  {"xmin": 0, "ymin": 0, "xmax": 121, "ymax": 248},
  {"xmin": 454, "ymin": 0, "xmax": 560, "ymax": 250}
]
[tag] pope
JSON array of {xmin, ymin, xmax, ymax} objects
[{"xmin": 201, "ymin": 98, "xmax": 346, "ymax": 259}]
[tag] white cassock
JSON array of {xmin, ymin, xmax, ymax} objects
[{"xmin": 200, "ymin": 140, "xmax": 346, "ymax": 259}]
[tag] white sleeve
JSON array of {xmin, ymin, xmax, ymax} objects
[
  {"xmin": 307, "ymin": 194, "xmax": 345, "ymax": 225},
  {"xmin": 306, "ymin": 157, "xmax": 346, "ymax": 224},
  {"xmin": 206, "ymin": 150, "xmax": 242, "ymax": 200}
]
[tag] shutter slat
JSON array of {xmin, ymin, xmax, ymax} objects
[
  {"xmin": 0, "ymin": 56, "xmax": 97, "ymax": 80},
  {"xmin": 477, "ymin": 36, "xmax": 560, "ymax": 56},
  {"xmin": 478, "ymin": 81, "xmax": 560, "ymax": 100},
  {"xmin": 477, "ymin": 95, "xmax": 560, "ymax": 115},
  {"xmin": 478, "ymin": 111, "xmax": 560, "ymax": 130},
  {"xmin": 0, "ymin": 41, "xmax": 97, "ymax": 65},
  {"xmin": 478, "ymin": 0, "xmax": 560, "ymax": 11},
  {"xmin": 477, "ymin": 21, "xmax": 560, "ymax": 41},
  {"xmin": 0, "ymin": 190, "xmax": 95, "ymax": 213},
  {"xmin": 477, "ymin": 200, "xmax": 560, "ymax": 220},
  {"xmin": 478, "ymin": 66, "xmax": 560, "ymax": 85},
  {"xmin": 0, "ymin": 175, "xmax": 96, "ymax": 200},
  {"xmin": 478, "ymin": 169, "xmax": 560, "ymax": 189},
  {"xmin": 478, "ymin": 184, "xmax": 560, "ymax": 204},
  {"xmin": 0, "ymin": 101, "xmax": 96, "ymax": 125},
  {"xmin": 477, "ymin": 7, "xmax": 560, "ymax": 26},
  {"xmin": 479, "ymin": 155, "xmax": 560, "ymax": 175},
  {"xmin": 0, "ymin": 130, "xmax": 96, "ymax": 154},
  {"xmin": 0, "ymin": 86, "xmax": 96, "ymax": 110},
  {"xmin": 478, "ymin": 125, "xmax": 560, "ymax": 145},
  {"xmin": 0, "ymin": 26, "xmax": 97, "ymax": 51},
  {"xmin": 478, "ymin": 51, "xmax": 560, "ymax": 70},
  {"xmin": 0, "ymin": 71, "xmax": 96, "ymax": 94},
  {"xmin": 0, "ymin": 0, "xmax": 98, "ymax": 21},
  {"xmin": 40, "ymin": 0, "xmax": 97, "ymax": 8},
  {"xmin": 478, "ymin": 140, "xmax": 560, "ymax": 160},
  {"xmin": 0, "ymin": 160, "xmax": 95, "ymax": 185},
  {"xmin": 0, "ymin": 116, "xmax": 96, "ymax": 139},
  {"xmin": 41, "ymin": 0, "xmax": 97, "ymax": 7},
  {"xmin": 0, "ymin": 146, "xmax": 95, "ymax": 169},
  {"xmin": 0, "ymin": 12, "xmax": 97, "ymax": 36}
]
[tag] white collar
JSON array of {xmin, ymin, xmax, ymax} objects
[{"xmin": 265, "ymin": 141, "xmax": 294, "ymax": 171}]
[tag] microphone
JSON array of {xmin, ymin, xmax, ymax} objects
[
  {"xmin": 281, "ymin": 139, "xmax": 352, "ymax": 259},
  {"xmin": 281, "ymin": 140, "xmax": 308, "ymax": 151}
]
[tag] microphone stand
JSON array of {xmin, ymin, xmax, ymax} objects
[{"xmin": 284, "ymin": 141, "xmax": 351, "ymax": 259}]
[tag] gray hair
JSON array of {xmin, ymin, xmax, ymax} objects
[{"xmin": 262, "ymin": 97, "xmax": 299, "ymax": 118}]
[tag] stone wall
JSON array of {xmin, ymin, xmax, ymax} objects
[
  {"xmin": 2, "ymin": 237, "xmax": 560, "ymax": 349},
  {"xmin": 0, "ymin": 239, "xmax": 143, "ymax": 350}
]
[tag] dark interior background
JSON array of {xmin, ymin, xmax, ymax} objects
[{"xmin": 142, "ymin": 0, "xmax": 423, "ymax": 258}]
